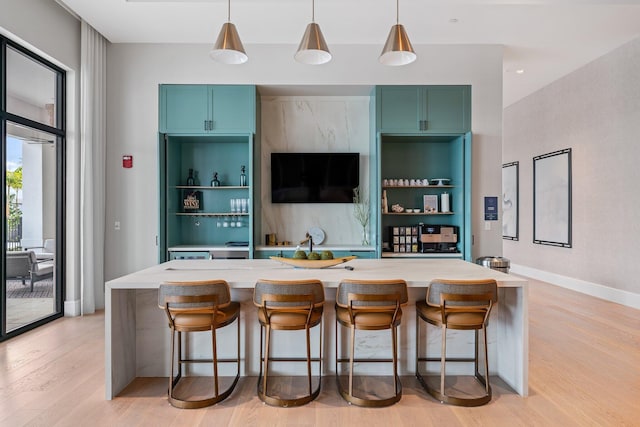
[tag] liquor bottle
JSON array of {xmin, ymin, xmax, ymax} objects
[
  {"xmin": 211, "ymin": 172, "xmax": 221, "ymax": 187},
  {"xmin": 186, "ymin": 168, "xmax": 195, "ymax": 186},
  {"xmin": 240, "ymin": 165, "xmax": 247, "ymax": 187}
]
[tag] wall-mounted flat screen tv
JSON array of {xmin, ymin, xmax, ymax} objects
[{"xmin": 271, "ymin": 152, "xmax": 359, "ymax": 203}]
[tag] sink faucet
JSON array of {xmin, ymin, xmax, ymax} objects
[{"xmin": 300, "ymin": 233, "xmax": 313, "ymax": 253}]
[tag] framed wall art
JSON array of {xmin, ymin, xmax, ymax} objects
[
  {"xmin": 533, "ymin": 148, "xmax": 572, "ymax": 247},
  {"xmin": 502, "ymin": 161, "xmax": 519, "ymax": 240}
]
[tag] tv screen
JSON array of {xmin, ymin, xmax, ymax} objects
[{"xmin": 271, "ymin": 153, "xmax": 359, "ymax": 203}]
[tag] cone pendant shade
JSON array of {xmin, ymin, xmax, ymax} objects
[
  {"xmin": 379, "ymin": 23, "xmax": 416, "ymax": 66},
  {"xmin": 210, "ymin": 22, "xmax": 248, "ymax": 64},
  {"xmin": 295, "ymin": 22, "xmax": 332, "ymax": 64}
]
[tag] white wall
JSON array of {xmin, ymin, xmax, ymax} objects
[
  {"xmin": 105, "ymin": 43, "xmax": 504, "ymax": 280},
  {"xmin": 504, "ymin": 36, "xmax": 640, "ymax": 307},
  {"xmin": 1, "ymin": 0, "xmax": 82, "ymax": 313}
]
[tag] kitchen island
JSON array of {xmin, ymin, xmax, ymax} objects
[{"xmin": 105, "ymin": 258, "xmax": 528, "ymax": 399}]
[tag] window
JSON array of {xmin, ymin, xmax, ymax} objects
[{"xmin": 1, "ymin": 37, "xmax": 65, "ymax": 340}]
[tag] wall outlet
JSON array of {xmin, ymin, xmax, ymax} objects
[
  {"xmin": 484, "ymin": 221, "xmax": 491, "ymax": 230},
  {"xmin": 114, "ymin": 221, "xmax": 121, "ymax": 231}
]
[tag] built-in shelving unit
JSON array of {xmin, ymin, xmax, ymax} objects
[
  {"xmin": 158, "ymin": 84, "xmax": 259, "ymax": 262},
  {"xmin": 158, "ymin": 84, "xmax": 471, "ymax": 261},
  {"xmin": 374, "ymin": 85, "xmax": 472, "ymax": 260}
]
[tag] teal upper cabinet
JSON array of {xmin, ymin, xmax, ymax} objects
[
  {"xmin": 376, "ymin": 85, "xmax": 470, "ymax": 134},
  {"xmin": 159, "ymin": 84, "xmax": 256, "ymax": 134}
]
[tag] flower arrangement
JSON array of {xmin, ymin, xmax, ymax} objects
[{"xmin": 353, "ymin": 186, "xmax": 370, "ymax": 245}]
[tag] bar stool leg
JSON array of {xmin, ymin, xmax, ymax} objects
[
  {"xmin": 480, "ymin": 327, "xmax": 490, "ymax": 393},
  {"xmin": 392, "ymin": 325, "xmax": 398, "ymax": 392},
  {"xmin": 349, "ymin": 325, "xmax": 356, "ymax": 398},
  {"xmin": 263, "ymin": 325, "xmax": 271, "ymax": 396},
  {"xmin": 169, "ymin": 327, "xmax": 175, "ymax": 398},
  {"xmin": 212, "ymin": 327, "xmax": 219, "ymax": 397},
  {"xmin": 306, "ymin": 326, "xmax": 312, "ymax": 395},
  {"xmin": 440, "ymin": 325, "xmax": 447, "ymax": 397},
  {"xmin": 177, "ymin": 331, "xmax": 182, "ymax": 379}
]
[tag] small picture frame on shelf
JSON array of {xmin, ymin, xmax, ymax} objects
[{"xmin": 423, "ymin": 195, "xmax": 438, "ymax": 213}]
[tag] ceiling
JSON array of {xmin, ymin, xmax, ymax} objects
[{"xmin": 56, "ymin": 0, "xmax": 640, "ymax": 106}]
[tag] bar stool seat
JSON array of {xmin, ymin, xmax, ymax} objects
[
  {"xmin": 335, "ymin": 279, "xmax": 408, "ymax": 407},
  {"xmin": 158, "ymin": 280, "xmax": 240, "ymax": 409},
  {"xmin": 416, "ymin": 278, "xmax": 498, "ymax": 407},
  {"xmin": 253, "ymin": 279, "xmax": 325, "ymax": 407}
]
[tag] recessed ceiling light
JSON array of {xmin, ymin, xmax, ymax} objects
[
  {"xmin": 449, "ymin": 18, "xmax": 458, "ymax": 23},
  {"xmin": 516, "ymin": 69, "xmax": 525, "ymax": 74}
]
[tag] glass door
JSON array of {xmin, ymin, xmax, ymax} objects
[{"xmin": 1, "ymin": 37, "xmax": 65, "ymax": 340}]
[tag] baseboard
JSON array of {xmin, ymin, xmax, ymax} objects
[
  {"xmin": 64, "ymin": 299, "xmax": 81, "ymax": 317},
  {"xmin": 510, "ymin": 264, "xmax": 640, "ymax": 310}
]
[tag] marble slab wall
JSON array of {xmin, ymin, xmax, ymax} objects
[{"xmin": 260, "ymin": 97, "xmax": 371, "ymax": 247}]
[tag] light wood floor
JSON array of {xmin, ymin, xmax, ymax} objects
[{"xmin": 1, "ymin": 277, "xmax": 639, "ymax": 426}]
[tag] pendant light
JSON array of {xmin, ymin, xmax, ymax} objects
[
  {"xmin": 379, "ymin": 0, "xmax": 416, "ymax": 66},
  {"xmin": 295, "ymin": 0, "xmax": 332, "ymax": 65},
  {"xmin": 210, "ymin": 0, "xmax": 248, "ymax": 64}
]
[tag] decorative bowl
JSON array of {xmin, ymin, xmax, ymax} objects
[{"xmin": 270, "ymin": 255, "xmax": 357, "ymax": 269}]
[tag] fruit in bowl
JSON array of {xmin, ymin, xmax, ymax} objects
[
  {"xmin": 307, "ymin": 252, "xmax": 321, "ymax": 260},
  {"xmin": 293, "ymin": 250, "xmax": 308, "ymax": 259},
  {"xmin": 321, "ymin": 250, "xmax": 334, "ymax": 260}
]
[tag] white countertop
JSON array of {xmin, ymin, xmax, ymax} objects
[{"xmin": 106, "ymin": 258, "xmax": 526, "ymax": 290}]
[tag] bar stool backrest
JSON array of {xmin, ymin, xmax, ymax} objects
[
  {"xmin": 253, "ymin": 279, "xmax": 325, "ymax": 308},
  {"xmin": 426, "ymin": 279, "xmax": 498, "ymax": 308},
  {"xmin": 158, "ymin": 280, "xmax": 231, "ymax": 311},
  {"xmin": 336, "ymin": 279, "xmax": 408, "ymax": 308}
]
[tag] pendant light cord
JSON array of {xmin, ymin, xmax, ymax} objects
[
  {"xmin": 312, "ymin": 0, "xmax": 315, "ymax": 22},
  {"xmin": 227, "ymin": 0, "xmax": 231, "ymax": 22},
  {"xmin": 396, "ymin": 0, "xmax": 399, "ymax": 25}
]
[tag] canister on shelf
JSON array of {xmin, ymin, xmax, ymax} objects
[{"xmin": 441, "ymin": 192, "xmax": 450, "ymax": 213}]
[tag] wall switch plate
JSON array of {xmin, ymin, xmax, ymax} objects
[
  {"xmin": 484, "ymin": 221, "xmax": 491, "ymax": 230},
  {"xmin": 115, "ymin": 221, "xmax": 121, "ymax": 230}
]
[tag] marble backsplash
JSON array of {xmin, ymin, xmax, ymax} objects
[{"xmin": 260, "ymin": 96, "xmax": 372, "ymax": 247}]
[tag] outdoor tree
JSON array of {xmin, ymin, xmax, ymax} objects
[{"xmin": 6, "ymin": 167, "xmax": 22, "ymax": 236}]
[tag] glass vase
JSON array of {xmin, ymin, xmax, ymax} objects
[{"xmin": 361, "ymin": 225, "xmax": 369, "ymax": 246}]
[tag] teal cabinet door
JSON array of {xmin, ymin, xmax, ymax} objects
[
  {"xmin": 424, "ymin": 86, "xmax": 470, "ymax": 133},
  {"xmin": 160, "ymin": 85, "xmax": 209, "ymax": 133},
  {"xmin": 376, "ymin": 85, "xmax": 470, "ymax": 134},
  {"xmin": 160, "ymin": 85, "xmax": 256, "ymax": 134},
  {"xmin": 377, "ymin": 86, "xmax": 421, "ymax": 132},
  {"xmin": 210, "ymin": 86, "xmax": 255, "ymax": 133}
]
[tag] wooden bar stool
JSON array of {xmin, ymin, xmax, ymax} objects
[
  {"xmin": 253, "ymin": 279, "xmax": 325, "ymax": 407},
  {"xmin": 158, "ymin": 280, "xmax": 240, "ymax": 409},
  {"xmin": 415, "ymin": 278, "xmax": 498, "ymax": 407},
  {"xmin": 335, "ymin": 279, "xmax": 408, "ymax": 407}
]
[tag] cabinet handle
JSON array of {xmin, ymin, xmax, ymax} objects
[
  {"xmin": 204, "ymin": 120, "xmax": 209, "ymax": 131},
  {"xmin": 210, "ymin": 120, "xmax": 214, "ymax": 130}
]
